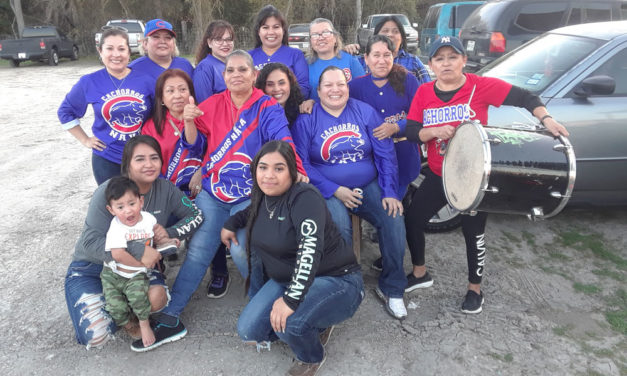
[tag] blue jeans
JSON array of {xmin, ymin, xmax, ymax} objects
[
  {"xmin": 163, "ymin": 190, "xmax": 251, "ymax": 317},
  {"xmin": 237, "ymin": 271, "xmax": 364, "ymax": 363},
  {"xmin": 326, "ymin": 179, "xmax": 407, "ymax": 298},
  {"xmin": 64, "ymin": 260, "xmax": 167, "ymax": 348},
  {"xmin": 91, "ymin": 153, "xmax": 121, "ymax": 185}
]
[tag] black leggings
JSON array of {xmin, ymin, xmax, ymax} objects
[{"xmin": 405, "ymin": 169, "xmax": 488, "ymax": 284}]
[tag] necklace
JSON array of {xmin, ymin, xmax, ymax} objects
[
  {"xmin": 264, "ymin": 196, "xmax": 278, "ymax": 219},
  {"xmin": 167, "ymin": 118, "xmax": 181, "ymax": 137},
  {"xmin": 107, "ymin": 69, "xmax": 129, "ymax": 91}
]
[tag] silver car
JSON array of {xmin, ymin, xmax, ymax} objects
[{"xmin": 288, "ymin": 24, "xmax": 310, "ymax": 52}]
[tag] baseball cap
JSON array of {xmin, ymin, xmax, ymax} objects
[
  {"xmin": 429, "ymin": 36, "xmax": 465, "ymax": 59},
  {"xmin": 145, "ymin": 19, "xmax": 176, "ymax": 37}
]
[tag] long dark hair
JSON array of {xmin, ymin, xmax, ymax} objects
[
  {"xmin": 195, "ymin": 20, "xmax": 235, "ymax": 65},
  {"xmin": 255, "ymin": 63, "xmax": 304, "ymax": 126},
  {"xmin": 244, "ymin": 140, "xmax": 298, "ymax": 292},
  {"xmin": 253, "ymin": 5, "xmax": 289, "ymax": 48},
  {"xmin": 373, "ymin": 15, "xmax": 407, "ymax": 52},
  {"xmin": 365, "ymin": 35, "xmax": 408, "ymax": 96},
  {"xmin": 120, "ymin": 135, "xmax": 163, "ymax": 177},
  {"xmin": 152, "ymin": 69, "xmax": 196, "ymax": 136}
]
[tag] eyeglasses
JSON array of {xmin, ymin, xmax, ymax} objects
[
  {"xmin": 212, "ymin": 38, "xmax": 234, "ymax": 45},
  {"xmin": 310, "ymin": 30, "xmax": 335, "ymax": 40}
]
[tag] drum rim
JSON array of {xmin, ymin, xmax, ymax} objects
[
  {"xmin": 539, "ymin": 134, "xmax": 577, "ymax": 219},
  {"xmin": 442, "ymin": 121, "xmax": 492, "ymax": 212}
]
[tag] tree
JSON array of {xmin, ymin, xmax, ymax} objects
[{"xmin": 9, "ymin": 0, "xmax": 24, "ymax": 37}]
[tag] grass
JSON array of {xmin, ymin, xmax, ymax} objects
[
  {"xmin": 558, "ymin": 231, "xmax": 627, "ymax": 269},
  {"xmin": 573, "ymin": 282, "xmax": 601, "ymax": 294},
  {"xmin": 540, "ymin": 265, "xmax": 571, "ymax": 280},
  {"xmin": 604, "ymin": 289, "xmax": 627, "ymax": 335},
  {"xmin": 553, "ymin": 324, "xmax": 574, "ymax": 336},
  {"xmin": 488, "ymin": 352, "xmax": 514, "ymax": 363},
  {"xmin": 522, "ymin": 230, "xmax": 536, "ymax": 247},
  {"xmin": 501, "ymin": 230, "xmax": 521, "ymax": 244},
  {"xmin": 592, "ymin": 268, "xmax": 625, "ymax": 282}
]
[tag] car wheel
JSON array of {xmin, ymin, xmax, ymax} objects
[
  {"xmin": 403, "ymin": 165, "xmax": 462, "ymax": 233},
  {"xmin": 48, "ymin": 49, "xmax": 59, "ymax": 66},
  {"xmin": 71, "ymin": 46, "xmax": 79, "ymax": 61},
  {"xmin": 9, "ymin": 59, "xmax": 20, "ymax": 67}
]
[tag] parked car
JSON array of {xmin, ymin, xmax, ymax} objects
[
  {"xmin": 419, "ymin": 1, "xmax": 485, "ymax": 62},
  {"xmin": 288, "ymin": 23, "xmax": 310, "ymax": 52},
  {"xmin": 95, "ymin": 19, "xmax": 145, "ymax": 55},
  {"xmin": 0, "ymin": 26, "xmax": 78, "ymax": 67},
  {"xmin": 416, "ymin": 20, "xmax": 627, "ymax": 232},
  {"xmin": 357, "ymin": 13, "xmax": 419, "ymax": 52},
  {"xmin": 459, "ymin": 0, "xmax": 625, "ymax": 71}
]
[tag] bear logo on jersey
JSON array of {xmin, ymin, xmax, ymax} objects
[
  {"xmin": 211, "ymin": 152, "xmax": 253, "ymax": 203},
  {"xmin": 101, "ymin": 96, "xmax": 147, "ymax": 134},
  {"xmin": 321, "ymin": 130, "xmax": 365, "ymax": 164}
]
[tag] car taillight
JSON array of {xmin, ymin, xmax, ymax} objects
[
  {"xmin": 489, "ymin": 32, "xmax": 505, "ymax": 53},
  {"xmin": 0, "ymin": 43, "xmax": 3, "ymax": 52},
  {"xmin": 40, "ymin": 39, "xmax": 46, "ymax": 49}
]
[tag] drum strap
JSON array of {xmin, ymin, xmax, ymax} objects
[{"xmin": 466, "ymin": 84, "xmax": 477, "ymax": 120}]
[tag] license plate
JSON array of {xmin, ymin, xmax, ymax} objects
[
  {"xmin": 18, "ymin": 52, "xmax": 26, "ymax": 59},
  {"xmin": 302, "ymin": 42, "xmax": 309, "ymax": 49},
  {"xmin": 466, "ymin": 40, "xmax": 475, "ymax": 52}
]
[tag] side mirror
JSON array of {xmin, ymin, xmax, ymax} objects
[{"xmin": 573, "ymin": 75, "xmax": 615, "ymax": 97}]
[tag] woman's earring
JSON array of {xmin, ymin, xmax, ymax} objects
[{"xmin": 161, "ymin": 102, "xmax": 165, "ymax": 106}]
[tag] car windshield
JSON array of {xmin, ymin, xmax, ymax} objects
[
  {"xmin": 22, "ymin": 28, "xmax": 56, "ymax": 38},
  {"xmin": 480, "ymin": 33, "xmax": 603, "ymax": 94},
  {"xmin": 289, "ymin": 24, "xmax": 309, "ymax": 33},
  {"xmin": 109, "ymin": 22, "xmax": 143, "ymax": 33},
  {"xmin": 372, "ymin": 15, "xmax": 410, "ymax": 27}
]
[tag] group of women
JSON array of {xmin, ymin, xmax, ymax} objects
[{"xmin": 59, "ymin": 5, "xmax": 569, "ymax": 375}]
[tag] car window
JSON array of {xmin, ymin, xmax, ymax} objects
[
  {"xmin": 425, "ymin": 7, "xmax": 442, "ymax": 29},
  {"xmin": 582, "ymin": 3, "xmax": 612, "ymax": 23},
  {"xmin": 452, "ymin": 4, "xmax": 483, "ymax": 28},
  {"xmin": 289, "ymin": 25, "xmax": 309, "ymax": 33},
  {"xmin": 22, "ymin": 28, "xmax": 57, "ymax": 38},
  {"xmin": 109, "ymin": 22, "xmax": 143, "ymax": 33},
  {"xmin": 586, "ymin": 47, "xmax": 627, "ymax": 96},
  {"xmin": 514, "ymin": 3, "xmax": 568, "ymax": 32},
  {"xmin": 481, "ymin": 33, "xmax": 602, "ymax": 94}
]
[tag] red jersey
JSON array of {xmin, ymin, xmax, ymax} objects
[{"xmin": 407, "ymin": 73, "xmax": 511, "ymax": 176}]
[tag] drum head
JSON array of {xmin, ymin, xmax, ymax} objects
[{"xmin": 443, "ymin": 122, "xmax": 489, "ymax": 211}]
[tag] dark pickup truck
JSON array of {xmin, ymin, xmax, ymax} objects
[{"xmin": 0, "ymin": 26, "xmax": 78, "ymax": 67}]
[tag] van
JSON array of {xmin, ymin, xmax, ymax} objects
[
  {"xmin": 460, "ymin": 0, "xmax": 626, "ymax": 71},
  {"xmin": 419, "ymin": 1, "xmax": 485, "ymax": 61}
]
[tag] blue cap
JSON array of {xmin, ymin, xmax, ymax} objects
[
  {"xmin": 145, "ymin": 19, "xmax": 176, "ymax": 37},
  {"xmin": 429, "ymin": 36, "xmax": 465, "ymax": 58}
]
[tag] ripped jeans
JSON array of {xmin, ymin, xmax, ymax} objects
[{"xmin": 64, "ymin": 261, "xmax": 167, "ymax": 348}]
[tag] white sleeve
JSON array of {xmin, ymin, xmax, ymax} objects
[{"xmin": 104, "ymin": 219, "xmax": 128, "ymax": 252}]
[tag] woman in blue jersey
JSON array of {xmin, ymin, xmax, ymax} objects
[
  {"xmin": 349, "ymin": 35, "xmax": 424, "ymax": 271},
  {"xmin": 346, "ymin": 15, "xmax": 430, "ymax": 84},
  {"xmin": 292, "ymin": 66, "xmax": 409, "ymax": 320},
  {"xmin": 249, "ymin": 5, "xmax": 310, "ymax": 98},
  {"xmin": 58, "ymin": 28, "xmax": 153, "ymax": 185},
  {"xmin": 193, "ymin": 20, "xmax": 235, "ymax": 103},
  {"xmin": 255, "ymin": 62, "xmax": 304, "ymax": 128},
  {"xmin": 300, "ymin": 18, "xmax": 365, "ymax": 113}
]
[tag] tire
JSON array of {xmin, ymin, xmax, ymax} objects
[
  {"xmin": 9, "ymin": 59, "xmax": 20, "ymax": 67},
  {"xmin": 48, "ymin": 49, "xmax": 59, "ymax": 66},
  {"xmin": 403, "ymin": 165, "xmax": 462, "ymax": 233},
  {"xmin": 70, "ymin": 46, "xmax": 79, "ymax": 61}
]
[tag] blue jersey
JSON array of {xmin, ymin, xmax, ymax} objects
[
  {"xmin": 129, "ymin": 56, "xmax": 194, "ymax": 93},
  {"xmin": 193, "ymin": 54, "xmax": 226, "ymax": 103},
  {"xmin": 249, "ymin": 45, "xmax": 310, "ymax": 99},
  {"xmin": 195, "ymin": 88, "xmax": 304, "ymax": 204},
  {"xmin": 58, "ymin": 68, "xmax": 153, "ymax": 164},
  {"xmin": 358, "ymin": 49, "xmax": 431, "ymax": 85},
  {"xmin": 308, "ymin": 52, "xmax": 365, "ymax": 101},
  {"xmin": 292, "ymin": 99, "xmax": 399, "ymax": 200},
  {"xmin": 349, "ymin": 73, "xmax": 422, "ymax": 195}
]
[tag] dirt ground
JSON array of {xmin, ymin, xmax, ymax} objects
[{"xmin": 1, "ymin": 59, "xmax": 625, "ymax": 376}]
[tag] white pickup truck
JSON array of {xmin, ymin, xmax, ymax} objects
[{"xmin": 94, "ymin": 19, "xmax": 145, "ymax": 55}]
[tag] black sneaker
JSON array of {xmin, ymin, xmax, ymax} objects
[
  {"xmin": 461, "ymin": 290, "xmax": 484, "ymax": 314},
  {"xmin": 371, "ymin": 257, "xmax": 383, "ymax": 272},
  {"xmin": 207, "ymin": 273, "xmax": 230, "ymax": 299},
  {"xmin": 405, "ymin": 271, "xmax": 434, "ymax": 292},
  {"xmin": 130, "ymin": 317, "xmax": 187, "ymax": 352},
  {"xmin": 157, "ymin": 243, "xmax": 178, "ymax": 257}
]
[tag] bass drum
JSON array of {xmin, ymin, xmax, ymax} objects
[{"xmin": 442, "ymin": 121, "xmax": 576, "ymax": 219}]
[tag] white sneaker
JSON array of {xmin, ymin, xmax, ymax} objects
[{"xmin": 375, "ymin": 287, "xmax": 407, "ymax": 320}]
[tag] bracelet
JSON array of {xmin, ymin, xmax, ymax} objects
[{"xmin": 540, "ymin": 114, "xmax": 553, "ymax": 125}]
